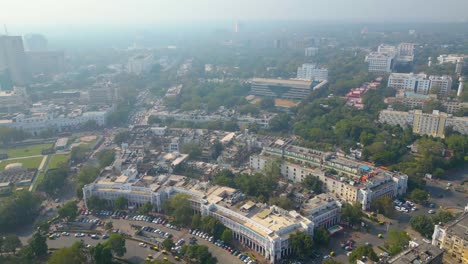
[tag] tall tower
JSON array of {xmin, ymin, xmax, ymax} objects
[
  {"xmin": 234, "ymin": 20, "xmax": 239, "ymax": 33},
  {"xmin": 457, "ymin": 77, "xmax": 464, "ymax": 97},
  {"xmin": 455, "ymin": 59, "xmax": 463, "ymax": 77},
  {"xmin": 428, "ymin": 57, "xmax": 432, "ymax": 67},
  {"xmin": 0, "ymin": 36, "xmax": 29, "ymax": 85}
]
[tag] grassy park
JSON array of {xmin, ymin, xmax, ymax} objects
[
  {"xmin": 0, "ymin": 143, "xmax": 53, "ymax": 159},
  {"xmin": 0, "ymin": 156, "xmax": 44, "ymax": 170},
  {"xmin": 48, "ymin": 154, "xmax": 70, "ymax": 169}
]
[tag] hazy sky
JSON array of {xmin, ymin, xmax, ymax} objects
[{"xmin": 1, "ymin": 0, "xmax": 467, "ymax": 25}]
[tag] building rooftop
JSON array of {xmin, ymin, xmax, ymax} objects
[
  {"xmin": 388, "ymin": 242, "xmax": 444, "ymax": 264},
  {"xmin": 251, "ymin": 78, "xmax": 313, "ymax": 87}
]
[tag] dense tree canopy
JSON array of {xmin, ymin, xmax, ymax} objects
[{"xmin": 162, "ymin": 194, "xmax": 192, "ymax": 226}]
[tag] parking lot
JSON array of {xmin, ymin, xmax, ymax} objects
[{"xmin": 66, "ymin": 211, "xmax": 246, "ymax": 263}]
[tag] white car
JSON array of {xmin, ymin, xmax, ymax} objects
[{"xmin": 139, "ymin": 242, "xmax": 147, "ymax": 248}]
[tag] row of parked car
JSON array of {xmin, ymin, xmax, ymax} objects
[
  {"xmin": 394, "ymin": 200, "xmax": 417, "ymax": 213},
  {"xmin": 188, "ymin": 229, "xmax": 257, "ymax": 264},
  {"xmin": 141, "ymin": 226, "xmax": 171, "ymax": 239}
]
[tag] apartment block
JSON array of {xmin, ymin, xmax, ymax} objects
[
  {"xmin": 296, "ymin": 63, "xmax": 328, "ymax": 81},
  {"xmin": 432, "ymin": 213, "xmax": 467, "ymax": 263},
  {"xmin": 250, "ymin": 78, "xmax": 314, "ymax": 100},
  {"xmin": 365, "ymin": 52, "xmax": 393, "ymax": 73}
]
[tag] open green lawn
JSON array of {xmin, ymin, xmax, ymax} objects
[
  {"xmin": 48, "ymin": 154, "xmax": 70, "ymax": 169},
  {"xmin": 0, "ymin": 156, "xmax": 44, "ymax": 170},
  {"xmin": 0, "ymin": 143, "xmax": 53, "ymax": 158}
]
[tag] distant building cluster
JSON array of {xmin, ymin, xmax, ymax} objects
[
  {"xmin": 250, "ymin": 139, "xmax": 408, "ymax": 210},
  {"xmin": 365, "ymin": 43, "xmax": 415, "ymax": 73},
  {"xmin": 0, "ymin": 103, "xmax": 114, "ymax": 136},
  {"xmin": 384, "ymin": 90, "xmax": 467, "ymax": 114},
  {"xmin": 378, "ymin": 109, "xmax": 468, "ymax": 138},
  {"xmin": 127, "ymin": 54, "xmax": 155, "ymax": 75},
  {"xmin": 305, "ymin": 47, "xmax": 318, "ymax": 57},
  {"xmin": 296, "ymin": 63, "xmax": 328, "ymax": 81}
]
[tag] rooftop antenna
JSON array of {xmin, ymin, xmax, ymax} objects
[{"xmin": 3, "ymin": 24, "xmax": 8, "ymax": 35}]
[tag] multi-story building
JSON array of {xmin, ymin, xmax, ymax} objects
[
  {"xmin": 385, "ymin": 91, "xmax": 466, "ymax": 114},
  {"xmin": 378, "ymin": 44, "xmax": 398, "ymax": 56},
  {"xmin": 127, "ymin": 54, "xmax": 154, "ymax": 75},
  {"xmin": 26, "ymin": 51, "xmax": 64, "ymax": 76},
  {"xmin": 84, "ymin": 173, "xmax": 315, "ymax": 263},
  {"xmin": 437, "ymin": 54, "xmax": 467, "ymax": 64},
  {"xmin": 388, "ymin": 73, "xmax": 431, "ymax": 94},
  {"xmin": 296, "ymin": 63, "xmax": 328, "ymax": 81},
  {"xmin": 305, "ymin": 47, "xmax": 318, "ymax": 57},
  {"xmin": 0, "ymin": 104, "xmax": 113, "ymax": 136},
  {"xmin": 250, "ymin": 78, "xmax": 317, "ymax": 100},
  {"xmin": 0, "ymin": 87, "xmax": 28, "ymax": 113},
  {"xmin": 365, "ymin": 52, "xmax": 393, "ymax": 73},
  {"xmin": 87, "ymin": 81, "xmax": 116, "ymax": 106},
  {"xmin": 23, "ymin": 34, "xmax": 48, "ymax": 51},
  {"xmin": 397, "ymin": 43, "xmax": 415, "ymax": 57},
  {"xmin": 301, "ymin": 194, "xmax": 342, "ymax": 229},
  {"xmin": 412, "ymin": 110, "xmax": 448, "ymax": 138},
  {"xmin": 387, "ymin": 73, "xmax": 452, "ymax": 96},
  {"xmin": 379, "ymin": 109, "xmax": 468, "ymax": 138},
  {"xmin": 250, "ymin": 140, "xmax": 408, "ymax": 210},
  {"xmin": 429, "ymin": 75, "xmax": 453, "ymax": 96},
  {"xmin": 378, "ymin": 109, "xmax": 413, "ymax": 128},
  {"xmin": 0, "ymin": 36, "xmax": 29, "ymax": 85},
  {"xmin": 150, "ymin": 110, "xmax": 276, "ymax": 129},
  {"xmin": 432, "ymin": 213, "xmax": 467, "ymax": 264},
  {"xmin": 389, "ymin": 241, "xmax": 444, "ymax": 264}
]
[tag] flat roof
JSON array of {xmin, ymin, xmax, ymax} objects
[{"xmin": 252, "ymin": 78, "xmax": 312, "ymax": 87}]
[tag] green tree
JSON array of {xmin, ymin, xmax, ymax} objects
[
  {"xmin": 96, "ymin": 149, "xmax": 115, "ymax": 168},
  {"xmin": 138, "ymin": 201, "xmax": 153, "ymax": 215},
  {"xmin": 386, "ymin": 229, "xmax": 410, "ymax": 256},
  {"xmin": 105, "ymin": 221, "xmax": 113, "ymax": 230},
  {"xmin": 180, "ymin": 244, "xmax": 217, "ymax": 264},
  {"xmin": 370, "ymin": 197, "xmax": 395, "ymax": 217},
  {"xmin": 91, "ymin": 243, "xmax": 112, "ymax": 264},
  {"xmin": 58, "ymin": 201, "xmax": 78, "ymax": 221},
  {"xmin": 70, "ymin": 146, "xmax": 89, "ymax": 163},
  {"xmin": 114, "ymin": 131, "xmax": 131, "ymax": 145},
  {"xmin": 104, "ymin": 233, "xmax": 126, "ymax": 257},
  {"xmin": 162, "ymin": 194, "xmax": 192, "ymax": 227},
  {"xmin": 162, "ymin": 238, "xmax": 174, "ymax": 250},
  {"xmin": 410, "ymin": 189, "xmax": 429, "ymax": 203},
  {"xmin": 432, "ymin": 210, "xmax": 454, "ymax": 224},
  {"xmin": 269, "ymin": 113, "xmax": 291, "ymax": 132},
  {"xmin": 289, "ymin": 232, "xmax": 314, "ymax": 260},
  {"xmin": 341, "ymin": 203, "xmax": 364, "ymax": 225},
  {"xmin": 48, "ymin": 242, "xmax": 86, "ymax": 264},
  {"xmin": 348, "ymin": 245, "xmax": 378, "ymax": 264},
  {"xmin": 200, "ymin": 216, "xmax": 225, "ymax": 238},
  {"xmin": 2, "ymin": 235, "xmax": 22, "ymax": 254},
  {"xmin": 269, "ymin": 197, "xmax": 295, "ymax": 210},
  {"xmin": 114, "ymin": 196, "xmax": 128, "ymax": 210},
  {"xmin": 0, "ymin": 191, "xmax": 42, "ymax": 232},
  {"xmin": 302, "ymin": 175, "xmax": 324, "ymax": 194},
  {"xmin": 220, "ymin": 229, "xmax": 233, "ymax": 246},
  {"xmin": 191, "ymin": 213, "xmax": 202, "ymax": 229},
  {"xmin": 180, "ymin": 142, "xmax": 202, "ymax": 159},
  {"xmin": 410, "ymin": 215, "xmax": 434, "ymax": 237},
  {"xmin": 313, "ymin": 227, "xmax": 330, "ymax": 246},
  {"xmin": 28, "ymin": 232, "xmax": 48, "ymax": 257},
  {"xmin": 86, "ymin": 196, "xmax": 108, "ymax": 211},
  {"xmin": 40, "ymin": 168, "xmax": 68, "ymax": 195},
  {"xmin": 76, "ymin": 166, "xmax": 100, "ymax": 185}
]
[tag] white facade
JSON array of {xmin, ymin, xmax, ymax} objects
[
  {"xmin": 305, "ymin": 47, "xmax": 318, "ymax": 57},
  {"xmin": 296, "ymin": 63, "xmax": 328, "ymax": 81},
  {"xmin": 365, "ymin": 52, "xmax": 393, "ymax": 73},
  {"xmin": 377, "ymin": 44, "xmax": 397, "ymax": 56},
  {"xmin": 437, "ymin": 54, "xmax": 467, "ymax": 64},
  {"xmin": 302, "ymin": 194, "xmax": 342, "ymax": 229},
  {"xmin": 127, "ymin": 54, "xmax": 154, "ymax": 75},
  {"xmin": 379, "ymin": 109, "xmax": 468, "ymax": 138},
  {"xmin": 388, "ymin": 73, "xmax": 452, "ymax": 96},
  {"xmin": 0, "ymin": 106, "xmax": 113, "ymax": 136}
]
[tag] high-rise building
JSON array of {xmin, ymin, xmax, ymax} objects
[
  {"xmin": 0, "ymin": 36, "xmax": 29, "ymax": 85},
  {"xmin": 305, "ymin": 47, "xmax": 318, "ymax": 57},
  {"xmin": 26, "ymin": 51, "xmax": 64, "ymax": 75},
  {"xmin": 377, "ymin": 44, "xmax": 397, "ymax": 56},
  {"xmin": 365, "ymin": 52, "xmax": 393, "ymax": 73},
  {"xmin": 296, "ymin": 63, "xmax": 328, "ymax": 81},
  {"xmin": 23, "ymin": 34, "xmax": 48, "ymax": 51},
  {"xmin": 458, "ymin": 77, "xmax": 464, "ymax": 97},
  {"xmin": 127, "ymin": 54, "xmax": 154, "ymax": 75},
  {"xmin": 429, "ymin": 75, "xmax": 453, "ymax": 96},
  {"xmin": 397, "ymin": 43, "xmax": 415, "ymax": 57}
]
